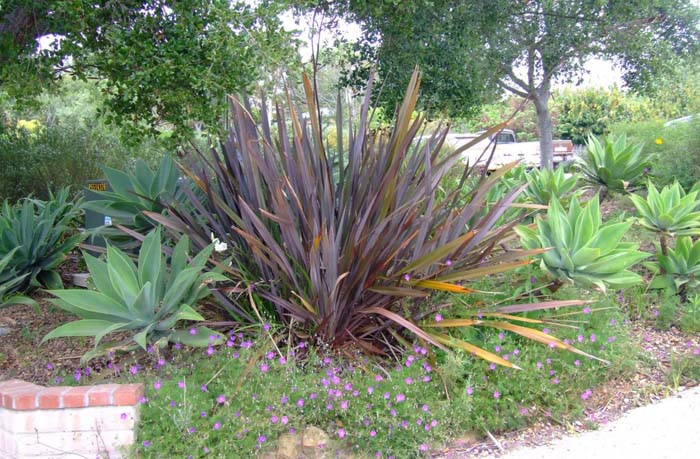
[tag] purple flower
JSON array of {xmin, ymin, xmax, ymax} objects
[
  {"xmin": 396, "ymin": 393, "xmax": 406, "ymax": 403},
  {"xmin": 130, "ymin": 365, "xmax": 140, "ymax": 375},
  {"xmin": 493, "ymin": 390, "xmax": 501, "ymax": 399},
  {"xmin": 370, "ymin": 430, "xmax": 377, "ymax": 437},
  {"xmin": 257, "ymin": 435, "xmax": 266, "ymax": 444},
  {"xmin": 217, "ymin": 395, "xmax": 226, "ymax": 404},
  {"xmin": 583, "ymin": 306, "xmax": 591, "ymax": 314},
  {"xmin": 260, "ymin": 363, "xmax": 269, "ymax": 373},
  {"xmin": 466, "ymin": 386, "xmax": 474, "ymax": 395},
  {"xmin": 420, "ymin": 443, "xmax": 428, "ymax": 451},
  {"xmin": 445, "ymin": 259, "xmax": 453, "ymax": 266},
  {"xmin": 271, "ymin": 415, "xmax": 278, "ymax": 424},
  {"xmin": 281, "ymin": 416, "xmax": 289, "ymax": 425},
  {"xmin": 404, "ymin": 274, "xmax": 411, "ymax": 282},
  {"xmin": 297, "ymin": 398, "xmax": 304, "ymax": 407},
  {"xmin": 590, "ymin": 334, "xmax": 597, "ymax": 343},
  {"xmin": 263, "ymin": 323, "xmax": 271, "ymax": 331},
  {"xmin": 189, "ymin": 328, "xmax": 197, "ymax": 335},
  {"xmin": 178, "ymin": 381, "xmax": 185, "ymax": 389},
  {"xmin": 200, "ymin": 384, "xmax": 208, "ymax": 392},
  {"xmin": 574, "ymin": 359, "xmax": 581, "ymax": 366},
  {"xmin": 74, "ymin": 369, "xmax": 81, "ymax": 382},
  {"xmin": 120, "ymin": 412, "xmax": 128, "ymax": 420},
  {"xmin": 337, "ymin": 428, "xmax": 346, "ymax": 438},
  {"xmin": 143, "ymin": 440, "xmax": 151, "ymax": 447},
  {"xmin": 581, "ymin": 389, "xmax": 593, "ymax": 400},
  {"xmin": 434, "ymin": 313, "xmax": 443, "ymax": 322}
]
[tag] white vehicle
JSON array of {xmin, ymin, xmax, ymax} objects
[{"xmin": 428, "ymin": 129, "xmax": 574, "ymax": 170}]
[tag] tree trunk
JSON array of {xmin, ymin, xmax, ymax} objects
[{"xmin": 533, "ymin": 90, "xmax": 554, "ymax": 169}]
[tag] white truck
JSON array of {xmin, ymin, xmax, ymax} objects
[{"xmin": 443, "ymin": 129, "xmax": 574, "ymax": 170}]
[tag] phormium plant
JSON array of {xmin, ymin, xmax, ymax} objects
[{"xmin": 142, "ymin": 70, "xmax": 598, "ymax": 365}]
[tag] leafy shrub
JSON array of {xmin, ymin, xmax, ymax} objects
[
  {"xmin": 0, "ymin": 188, "xmax": 84, "ymax": 292},
  {"xmin": 523, "ymin": 167, "xmax": 581, "ymax": 206},
  {"xmin": 43, "ymin": 227, "xmax": 225, "ymax": 363},
  {"xmin": 516, "ymin": 196, "xmax": 649, "ymax": 292},
  {"xmin": 150, "ymin": 71, "xmax": 588, "ymax": 362},
  {"xmin": 611, "ymin": 118, "xmax": 700, "ymax": 190},
  {"xmin": 554, "ymin": 87, "xmax": 654, "ymax": 144},
  {"xmin": 0, "ymin": 122, "xmax": 168, "ymax": 202},
  {"xmin": 577, "ymin": 134, "xmax": 651, "ymax": 195}
]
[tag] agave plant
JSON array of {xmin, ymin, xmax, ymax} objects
[
  {"xmin": 647, "ymin": 236, "xmax": 700, "ymax": 295},
  {"xmin": 516, "ymin": 196, "xmax": 649, "ymax": 292},
  {"xmin": 130, "ymin": 69, "xmax": 605, "ymax": 367},
  {"xmin": 82, "ymin": 155, "xmax": 181, "ymax": 246},
  {"xmin": 577, "ymin": 134, "xmax": 651, "ymax": 195},
  {"xmin": 630, "ymin": 181, "xmax": 700, "ymax": 256},
  {"xmin": 524, "ymin": 167, "xmax": 581, "ymax": 206},
  {"xmin": 43, "ymin": 227, "xmax": 225, "ymax": 363},
  {"xmin": 0, "ymin": 248, "xmax": 37, "ymax": 308},
  {"xmin": 0, "ymin": 188, "xmax": 84, "ymax": 292}
]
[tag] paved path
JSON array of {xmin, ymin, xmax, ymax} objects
[{"xmin": 484, "ymin": 386, "xmax": 700, "ymax": 459}]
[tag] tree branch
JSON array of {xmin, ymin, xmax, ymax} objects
[
  {"xmin": 498, "ymin": 80, "xmax": 529, "ymax": 98},
  {"xmin": 502, "ymin": 65, "xmax": 531, "ymax": 93}
]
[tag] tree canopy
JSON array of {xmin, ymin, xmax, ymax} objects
[
  {"xmin": 0, "ymin": 0, "xmax": 300, "ymax": 138},
  {"xmin": 326, "ymin": 0, "xmax": 700, "ymax": 167}
]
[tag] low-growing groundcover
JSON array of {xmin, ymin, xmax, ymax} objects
[{"xmin": 33, "ymin": 290, "xmax": 636, "ymax": 458}]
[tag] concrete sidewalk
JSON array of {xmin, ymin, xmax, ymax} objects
[{"xmin": 484, "ymin": 386, "xmax": 700, "ymax": 459}]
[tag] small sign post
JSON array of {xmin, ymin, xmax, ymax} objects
[{"xmin": 84, "ymin": 179, "xmax": 111, "ymax": 254}]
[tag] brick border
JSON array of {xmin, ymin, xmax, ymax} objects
[
  {"xmin": 0, "ymin": 379, "xmax": 143, "ymax": 459},
  {"xmin": 0, "ymin": 379, "xmax": 142, "ymax": 410}
]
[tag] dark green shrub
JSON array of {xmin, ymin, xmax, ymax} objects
[{"xmin": 0, "ymin": 122, "xmax": 168, "ymax": 202}]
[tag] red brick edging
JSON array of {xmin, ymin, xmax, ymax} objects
[
  {"xmin": 1, "ymin": 379, "xmax": 143, "ymax": 458},
  {"xmin": 0, "ymin": 379, "xmax": 143, "ymax": 410}
]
